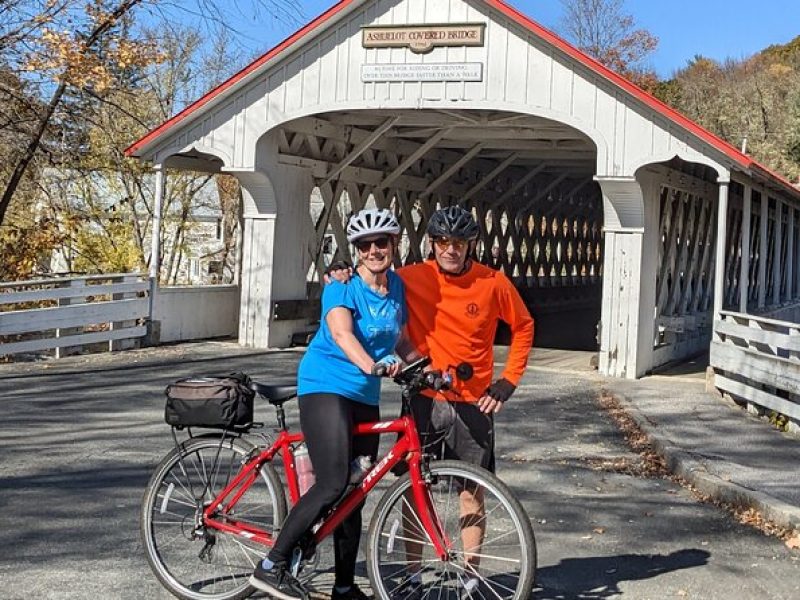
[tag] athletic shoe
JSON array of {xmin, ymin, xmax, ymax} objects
[{"xmin": 249, "ymin": 562, "xmax": 309, "ymax": 600}]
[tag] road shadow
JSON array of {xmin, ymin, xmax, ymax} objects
[{"xmin": 534, "ymin": 549, "xmax": 710, "ymax": 598}]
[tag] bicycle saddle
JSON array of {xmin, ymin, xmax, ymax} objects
[{"xmin": 250, "ymin": 381, "xmax": 298, "ymax": 405}]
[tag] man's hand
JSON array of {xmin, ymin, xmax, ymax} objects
[
  {"xmin": 476, "ymin": 378, "xmax": 516, "ymax": 414},
  {"xmin": 323, "ymin": 260, "xmax": 353, "ymax": 284}
]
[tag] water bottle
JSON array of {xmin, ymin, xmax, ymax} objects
[
  {"xmin": 349, "ymin": 455, "xmax": 373, "ymax": 486},
  {"xmin": 294, "ymin": 444, "xmax": 315, "ymax": 496}
]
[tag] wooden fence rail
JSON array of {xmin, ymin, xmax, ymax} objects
[
  {"xmin": 0, "ymin": 273, "xmax": 150, "ymax": 358},
  {"xmin": 711, "ymin": 310, "xmax": 800, "ymax": 422}
]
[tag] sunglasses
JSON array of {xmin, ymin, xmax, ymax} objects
[
  {"xmin": 433, "ymin": 237, "xmax": 468, "ymax": 251},
  {"xmin": 355, "ymin": 236, "xmax": 391, "ymax": 252}
]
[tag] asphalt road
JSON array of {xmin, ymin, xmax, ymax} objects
[{"xmin": 1, "ymin": 343, "xmax": 798, "ymax": 599}]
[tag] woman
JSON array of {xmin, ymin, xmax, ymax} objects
[{"xmin": 250, "ymin": 208, "xmax": 411, "ymax": 600}]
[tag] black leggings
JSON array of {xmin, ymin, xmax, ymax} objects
[{"xmin": 268, "ymin": 393, "xmax": 379, "ymax": 587}]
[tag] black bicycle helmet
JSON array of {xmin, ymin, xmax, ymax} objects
[{"xmin": 426, "ymin": 206, "xmax": 480, "ymax": 240}]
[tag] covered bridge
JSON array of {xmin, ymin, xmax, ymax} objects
[{"xmin": 127, "ymin": 0, "xmax": 800, "ymax": 380}]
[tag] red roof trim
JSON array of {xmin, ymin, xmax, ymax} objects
[
  {"xmin": 124, "ymin": 0, "xmax": 358, "ymax": 157},
  {"xmin": 127, "ymin": 0, "xmax": 799, "ymax": 197},
  {"xmin": 486, "ymin": 0, "xmax": 753, "ymax": 167}
]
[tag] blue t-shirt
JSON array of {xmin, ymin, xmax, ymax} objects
[{"xmin": 297, "ymin": 272, "xmax": 406, "ymax": 405}]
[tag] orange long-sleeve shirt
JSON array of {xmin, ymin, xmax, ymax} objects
[{"xmin": 397, "ymin": 260, "xmax": 534, "ymax": 402}]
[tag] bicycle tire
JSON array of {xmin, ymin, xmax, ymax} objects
[
  {"xmin": 141, "ymin": 436, "xmax": 287, "ymax": 600},
  {"xmin": 366, "ymin": 460, "xmax": 536, "ymax": 600}
]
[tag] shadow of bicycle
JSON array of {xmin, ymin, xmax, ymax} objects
[{"xmin": 534, "ymin": 548, "xmax": 710, "ymax": 599}]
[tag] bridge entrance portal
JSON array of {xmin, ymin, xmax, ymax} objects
[{"xmin": 273, "ymin": 108, "xmax": 603, "ymax": 351}]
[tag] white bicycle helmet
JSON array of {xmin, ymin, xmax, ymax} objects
[{"xmin": 346, "ymin": 208, "xmax": 401, "ymax": 242}]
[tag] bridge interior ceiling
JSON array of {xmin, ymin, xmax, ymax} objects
[{"xmin": 277, "ymin": 109, "xmax": 604, "ymax": 300}]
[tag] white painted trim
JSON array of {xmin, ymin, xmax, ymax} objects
[{"xmin": 713, "ymin": 181, "xmax": 729, "ymax": 320}]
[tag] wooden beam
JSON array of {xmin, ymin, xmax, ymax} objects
[
  {"xmin": 758, "ymin": 190, "xmax": 768, "ymax": 308},
  {"xmin": 379, "ymin": 128, "xmax": 451, "ymax": 190},
  {"xmin": 773, "ymin": 200, "xmax": 783, "ymax": 305},
  {"xmin": 320, "ymin": 116, "xmax": 400, "ymax": 187},
  {"xmin": 463, "ymin": 153, "xmax": 519, "ymax": 204},
  {"xmin": 278, "ymin": 153, "xmax": 430, "ymax": 192},
  {"xmin": 517, "ymin": 173, "xmax": 570, "ymax": 213},
  {"xmin": 739, "ymin": 184, "xmax": 752, "ymax": 312},
  {"xmin": 486, "ymin": 163, "xmax": 547, "ymax": 209},
  {"xmin": 420, "ymin": 143, "xmax": 484, "ymax": 197}
]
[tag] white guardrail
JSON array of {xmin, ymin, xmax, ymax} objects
[
  {"xmin": 0, "ymin": 273, "xmax": 149, "ymax": 358},
  {"xmin": 711, "ymin": 310, "xmax": 800, "ymax": 422}
]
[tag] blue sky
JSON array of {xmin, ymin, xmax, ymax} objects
[{"xmin": 227, "ymin": 0, "xmax": 800, "ymax": 78}]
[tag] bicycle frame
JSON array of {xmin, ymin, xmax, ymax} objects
[{"xmin": 202, "ymin": 412, "xmax": 452, "ymax": 559}]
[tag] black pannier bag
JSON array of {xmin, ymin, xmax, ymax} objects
[{"xmin": 165, "ymin": 373, "xmax": 254, "ymax": 430}]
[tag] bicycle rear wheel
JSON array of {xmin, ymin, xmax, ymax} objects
[
  {"xmin": 366, "ymin": 460, "xmax": 536, "ymax": 600},
  {"xmin": 141, "ymin": 436, "xmax": 287, "ymax": 600}
]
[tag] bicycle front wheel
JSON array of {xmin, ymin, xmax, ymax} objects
[
  {"xmin": 141, "ymin": 436, "xmax": 287, "ymax": 600},
  {"xmin": 366, "ymin": 460, "xmax": 536, "ymax": 600}
]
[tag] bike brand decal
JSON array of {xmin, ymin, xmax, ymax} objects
[
  {"xmin": 371, "ymin": 421, "xmax": 394, "ymax": 430},
  {"xmin": 362, "ymin": 450, "xmax": 394, "ymax": 486}
]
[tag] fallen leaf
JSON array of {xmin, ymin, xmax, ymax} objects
[
  {"xmin": 677, "ymin": 591, "xmax": 688, "ymax": 597},
  {"xmin": 580, "ymin": 535, "xmax": 593, "ymax": 540},
  {"xmin": 786, "ymin": 533, "xmax": 800, "ymax": 550},
  {"xmin": 593, "ymin": 527, "xmax": 606, "ymax": 534}
]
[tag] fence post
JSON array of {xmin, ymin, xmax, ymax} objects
[
  {"xmin": 109, "ymin": 274, "xmax": 139, "ymax": 351},
  {"xmin": 55, "ymin": 278, "xmax": 85, "ymax": 358}
]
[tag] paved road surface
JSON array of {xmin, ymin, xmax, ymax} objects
[{"xmin": 1, "ymin": 343, "xmax": 798, "ymax": 599}]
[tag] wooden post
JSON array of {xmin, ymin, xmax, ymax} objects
[
  {"xmin": 773, "ymin": 199, "xmax": 783, "ymax": 306},
  {"xmin": 787, "ymin": 206, "xmax": 794, "ymax": 303},
  {"xmin": 110, "ymin": 274, "xmax": 139, "ymax": 351},
  {"xmin": 758, "ymin": 191, "xmax": 768, "ymax": 308},
  {"xmin": 55, "ymin": 278, "xmax": 85, "ymax": 358},
  {"xmin": 739, "ymin": 184, "xmax": 752, "ymax": 312},
  {"xmin": 148, "ymin": 165, "xmax": 166, "ymax": 324},
  {"xmin": 713, "ymin": 180, "xmax": 729, "ymax": 322}
]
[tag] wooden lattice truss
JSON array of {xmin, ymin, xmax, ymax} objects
[
  {"xmin": 722, "ymin": 183, "xmax": 800, "ymax": 311},
  {"xmin": 275, "ymin": 109, "xmax": 603, "ymax": 292},
  {"xmin": 655, "ymin": 179, "xmax": 717, "ymax": 344}
]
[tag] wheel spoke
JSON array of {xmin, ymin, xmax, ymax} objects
[
  {"xmin": 368, "ymin": 462, "xmax": 534, "ymax": 600},
  {"xmin": 142, "ymin": 439, "xmax": 286, "ymax": 600}
]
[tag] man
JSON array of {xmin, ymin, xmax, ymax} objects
[{"xmin": 329, "ymin": 205, "xmax": 534, "ymax": 594}]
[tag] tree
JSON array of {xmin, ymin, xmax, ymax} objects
[
  {"xmin": 32, "ymin": 23, "xmax": 245, "ymax": 283},
  {"xmin": 0, "ymin": 0, "xmax": 302, "ymax": 226},
  {"xmin": 664, "ymin": 41, "xmax": 800, "ymax": 182},
  {"xmin": 559, "ymin": 0, "xmax": 658, "ymax": 90}
]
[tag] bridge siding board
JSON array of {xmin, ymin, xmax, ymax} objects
[
  {"xmin": 714, "ymin": 373, "xmax": 800, "ymax": 422},
  {"xmin": 0, "ymin": 282, "xmax": 148, "ymax": 306},
  {"xmin": 144, "ymin": 0, "xmax": 724, "ymax": 179},
  {"xmin": 0, "ymin": 326, "xmax": 147, "ymax": 357},
  {"xmin": 0, "ymin": 298, "xmax": 148, "ymax": 336}
]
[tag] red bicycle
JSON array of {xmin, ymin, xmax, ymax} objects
[{"xmin": 141, "ymin": 358, "xmax": 536, "ymax": 600}]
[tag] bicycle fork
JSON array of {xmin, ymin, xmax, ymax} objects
[{"xmin": 409, "ymin": 464, "xmax": 453, "ymax": 561}]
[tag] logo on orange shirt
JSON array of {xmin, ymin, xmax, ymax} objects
[{"xmin": 465, "ymin": 302, "xmax": 480, "ymax": 318}]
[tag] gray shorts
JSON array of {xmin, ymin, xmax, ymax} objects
[{"xmin": 407, "ymin": 394, "xmax": 495, "ymax": 473}]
